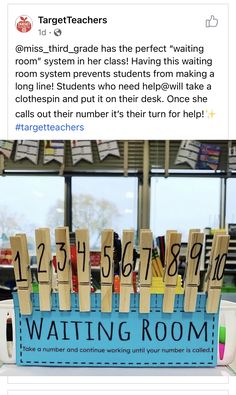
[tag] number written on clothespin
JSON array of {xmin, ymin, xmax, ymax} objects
[
  {"xmin": 184, "ymin": 230, "xmax": 204, "ymax": 312},
  {"xmin": 163, "ymin": 232, "xmax": 182, "ymax": 313},
  {"xmin": 10, "ymin": 235, "xmax": 32, "ymax": 315},
  {"xmin": 204, "ymin": 230, "xmax": 226, "ymax": 292},
  {"xmin": 119, "ymin": 230, "xmax": 134, "ymax": 313},
  {"xmin": 35, "ymin": 228, "xmax": 52, "ymax": 311},
  {"xmin": 139, "ymin": 229, "xmax": 153, "ymax": 313},
  {"xmin": 55, "ymin": 227, "xmax": 71, "ymax": 310},
  {"xmin": 100, "ymin": 229, "xmax": 114, "ymax": 312},
  {"xmin": 76, "ymin": 229, "xmax": 91, "ymax": 312},
  {"xmin": 16, "ymin": 233, "xmax": 32, "ymax": 293},
  {"xmin": 163, "ymin": 230, "xmax": 177, "ymax": 282},
  {"xmin": 206, "ymin": 234, "xmax": 229, "ymax": 313}
]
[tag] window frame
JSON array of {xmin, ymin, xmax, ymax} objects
[{"xmin": 2, "ymin": 169, "xmax": 236, "ymax": 239}]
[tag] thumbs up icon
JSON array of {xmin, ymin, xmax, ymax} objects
[{"xmin": 206, "ymin": 15, "xmax": 218, "ymax": 28}]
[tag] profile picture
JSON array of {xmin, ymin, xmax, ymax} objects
[{"xmin": 16, "ymin": 16, "xmax": 32, "ymax": 33}]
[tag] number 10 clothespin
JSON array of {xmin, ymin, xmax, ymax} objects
[
  {"xmin": 139, "ymin": 229, "xmax": 153, "ymax": 313},
  {"xmin": 204, "ymin": 230, "xmax": 226, "ymax": 293},
  {"xmin": 163, "ymin": 232, "xmax": 182, "ymax": 313},
  {"xmin": 35, "ymin": 228, "xmax": 52, "ymax": 311},
  {"xmin": 206, "ymin": 234, "xmax": 230, "ymax": 313},
  {"xmin": 55, "ymin": 227, "xmax": 71, "ymax": 310},
  {"xmin": 100, "ymin": 229, "xmax": 114, "ymax": 312},
  {"xmin": 10, "ymin": 234, "xmax": 32, "ymax": 315},
  {"xmin": 76, "ymin": 229, "xmax": 91, "ymax": 312}
]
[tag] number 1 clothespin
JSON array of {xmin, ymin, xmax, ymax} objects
[
  {"xmin": 10, "ymin": 235, "xmax": 32, "ymax": 315},
  {"xmin": 119, "ymin": 230, "xmax": 134, "ymax": 313},
  {"xmin": 206, "ymin": 234, "xmax": 230, "ymax": 313},
  {"xmin": 35, "ymin": 228, "xmax": 52, "ymax": 311},
  {"xmin": 16, "ymin": 233, "xmax": 32, "ymax": 293},
  {"xmin": 184, "ymin": 230, "xmax": 203, "ymax": 312},
  {"xmin": 55, "ymin": 227, "xmax": 71, "ymax": 310},
  {"xmin": 76, "ymin": 229, "xmax": 91, "ymax": 312},
  {"xmin": 100, "ymin": 229, "xmax": 114, "ymax": 312},
  {"xmin": 139, "ymin": 229, "xmax": 153, "ymax": 313},
  {"xmin": 163, "ymin": 232, "xmax": 182, "ymax": 313}
]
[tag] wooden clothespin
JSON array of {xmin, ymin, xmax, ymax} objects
[
  {"xmin": 119, "ymin": 230, "xmax": 134, "ymax": 313},
  {"xmin": 100, "ymin": 229, "xmax": 114, "ymax": 312},
  {"xmin": 163, "ymin": 232, "xmax": 181, "ymax": 313},
  {"xmin": 206, "ymin": 234, "xmax": 230, "ymax": 313},
  {"xmin": 204, "ymin": 230, "xmax": 226, "ymax": 292},
  {"xmin": 16, "ymin": 233, "xmax": 32, "ymax": 293},
  {"xmin": 35, "ymin": 228, "xmax": 52, "ymax": 311},
  {"xmin": 10, "ymin": 235, "xmax": 32, "ymax": 315},
  {"xmin": 139, "ymin": 229, "xmax": 153, "ymax": 313},
  {"xmin": 184, "ymin": 230, "xmax": 204, "ymax": 312},
  {"xmin": 163, "ymin": 230, "xmax": 177, "ymax": 282},
  {"xmin": 75, "ymin": 229, "xmax": 90, "ymax": 312},
  {"xmin": 55, "ymin": 227, "xmax": 71, "ymax": 310}
]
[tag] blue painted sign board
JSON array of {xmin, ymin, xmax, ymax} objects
[{"xmin": 13, "ymin": 292, "xmax": 219, "ymax": 367}]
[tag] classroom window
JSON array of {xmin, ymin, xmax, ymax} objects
[
  {"xmin": 72, "ymin": 177, "xmax": 138, "ymax": 249},
  {"xmin": 150, "ymin": 177, "xmax": 220, "ymax": 241},
  {"xmin": 0, "ymin": 176, "xmax": 64, "ymax": 253},
  {"xmin": 226, "ymin": 178, "xmax": 236, "ymax": 224}
]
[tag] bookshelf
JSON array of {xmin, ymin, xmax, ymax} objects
[{"xmin": 204, "ymin": 235, "xmax": 236, "ymax": 269}]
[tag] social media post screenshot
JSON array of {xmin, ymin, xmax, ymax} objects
[
  {"xmin": 5, "ymin": 3, "xmax": 228, "ymax": 140},
  {"xmin": 1, "ymin": 1, "xmax": 236, "ymax": 394}
]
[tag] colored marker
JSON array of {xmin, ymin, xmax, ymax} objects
[{"xmin": 219, "ymin": 313, "xmax": 226, "ymax": 361}]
